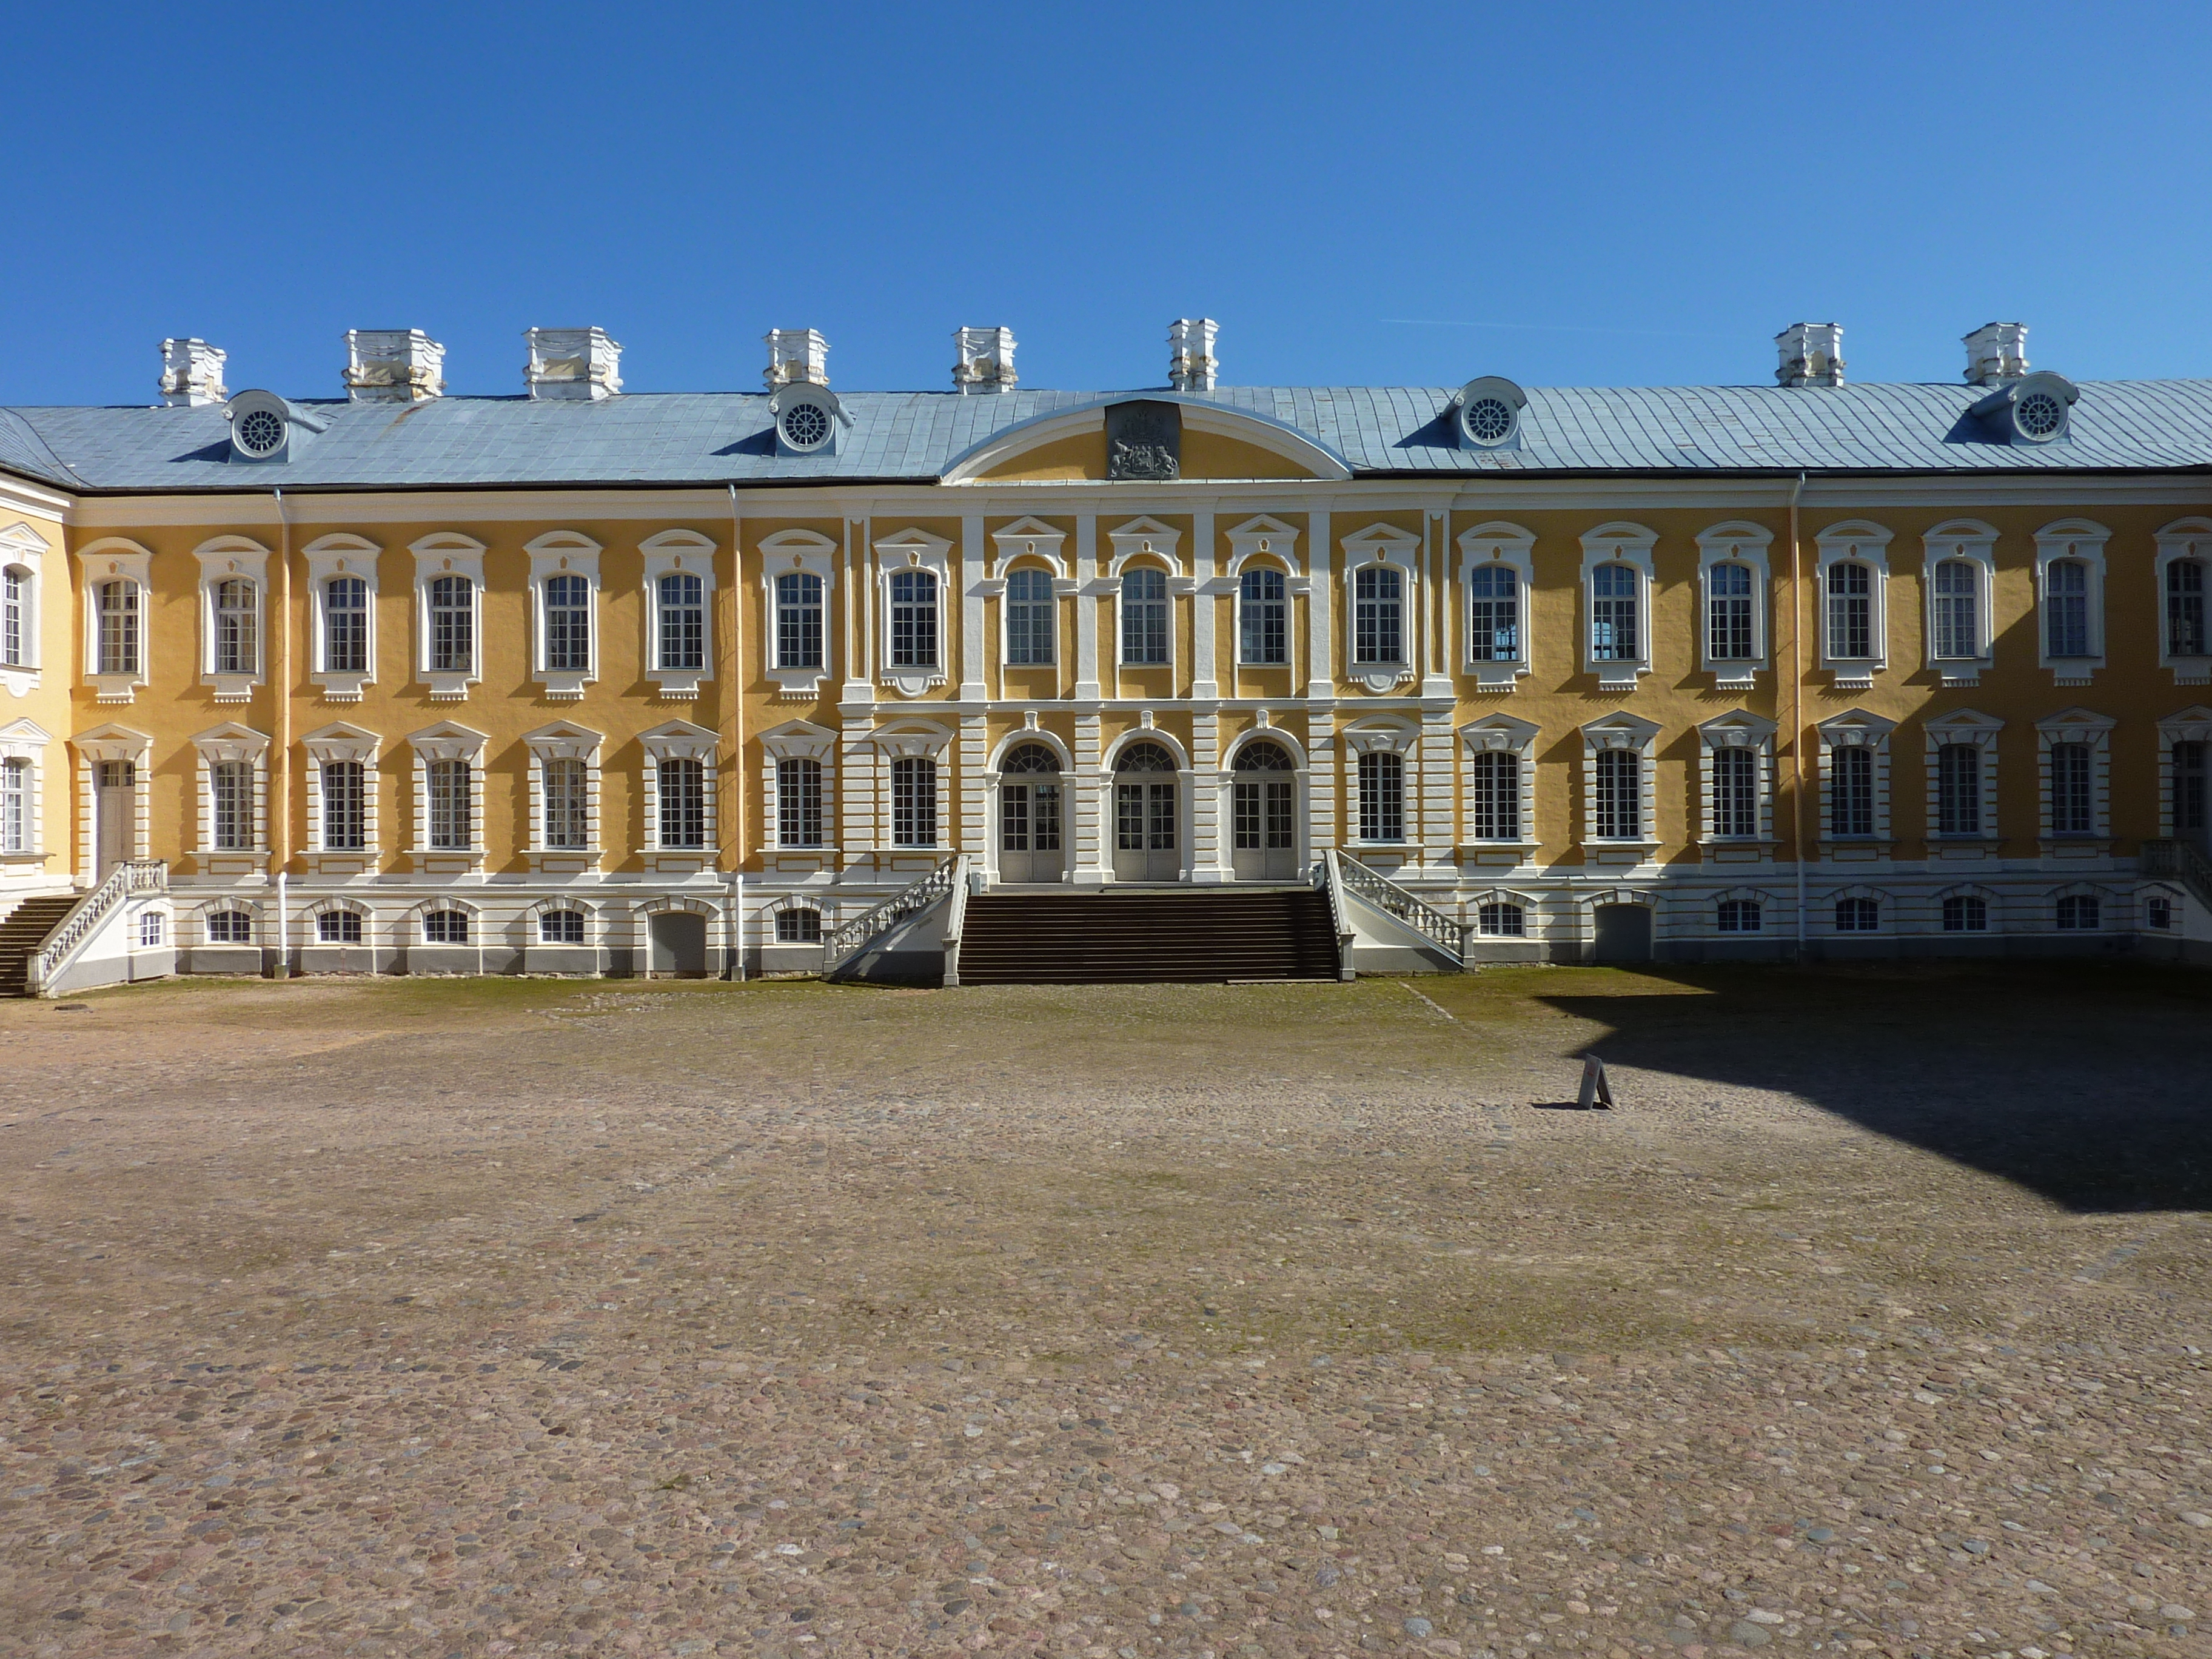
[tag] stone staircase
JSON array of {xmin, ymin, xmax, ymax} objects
[
  {"xmin": 0, "ymin": 894, "xmax": 81, "ymax": 997},
  {"xmin": 956, "ymin": 888, "xmax": 1341, "ymax": 985}
]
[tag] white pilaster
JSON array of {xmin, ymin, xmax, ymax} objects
[
  {"xmin": 1190, "ymin": 509, "xmax": 1218, "ymax": 700},
  {"xmin": 1072, "ymin": 714, "xmax": 1104, "ymax": 886},
  {"xmin": 958, "ymin": 714, "xmax": 987, "ymax": 853},
  {"xmin": 1074, "ymin": 514, "xmax": 1101, "ymax": 702},
  {"xmin": 1191, "ymin": 711, "xmax": 1224, "ymax": 883},
  {"xmin": 958, "ymin": 513, "xmax": 986, "ymax": 702}
]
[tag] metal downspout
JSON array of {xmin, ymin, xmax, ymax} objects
[
  {"xmin": 273, "ymin": 487, "xmax": 292, "ymax": 978},
  {"xmin": 727, "ymin": 483, "xmax": 746, "ymax": 981},
  {"xmin": 1787, "ymin": 472, "xmax": 1808, "ymax": 963}
]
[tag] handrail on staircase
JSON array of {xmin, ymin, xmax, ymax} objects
[
  {"xmin": 26, "ymin": 859, "xmax": 167, "ymax": 996},
  {"xmin": 1332, "ymin": 848, "xmax": 1468, "ymax": 967},
  {"xmin": 1315, "ymin": 852, "xmax": 1359, "ymax": 980},
  {"xmin": 822, "ymin": 854, "xmax": 966, "ymax": 980},
  {"xmin": 939, "ymin": 857, "xmax": 981, "ymax": 987},
  {"xmin": 2140, "ymin": 837, "xmax": 2212, "ymax": 909}
]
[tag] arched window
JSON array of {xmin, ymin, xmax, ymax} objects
[
  {"xmin": 891, "ymin": 756, "xmax": 937, "ymax": 846},
  {"xmin": 2045, "ymin": 559, "xmax": 2091, "ymax": 658},
  {"xmin": 889, "ymin": 570, "xmax": 938, "ymax": 668},
  {"xmin": 323, "ymin": 576, "xmax": 368, "ymax": 674},
  {"xmin": 776, "ymin": 907, "xmax": 823, "ymax": 943},
  {"xmin": 1594, "ymin": 748, "xmax": 1640, "ymax": 839},
  {"xmin": 427, "ymin": 759, "xmax": 471, "ymax": 850},
  {"xmin": 777, "ymin": 756, "xmax": 823, "ymax": 848},
  {"xmin": 544, "ymin": 573, "xmax": 591, "ymax": 672},
  {"xmin": 543, "ymin": 757, "xmax": 588, "ymax": 850},
  {"xmin": 1239, "ymin": 567, "xmax": 1287, "ymax": 665},
  {"xmin": 1711, "ymin": 747, "xmax": 1759, "ymax": 839},
  {"xmin": 424, "ymin": 908, "xmax": 470, "ymax": 944},
  {"xmin": 1835, "ymin": 897, "xmax": 1879, "ymax": 933},
  {"xmin": 1826, "ymin": 561, "xmax": 1872, "ymax": 660},
  {"xmin": 428, "ymin": 574, "xmax": 472, "ymax": 672},
  {"xmin": 1121, "ymin": 566, "xmax": 1168, "ymax": 665},
  {"xmin": 1, "ymin": 566, "xmax": 25, "ymax": 668},
  {"xmin": 206, "ymin": 910, "xmax": 253, "ymax": 945},
  {"xmin": 1469, "ymin": 751, "xmax": 1520, "ymax": 841},
  {"xmin": 317, "ymin": 908, "xmax": 363, "ymax": 945},
  {"xmin": 1232, "ymin": 740, "xmax": 1294, "ymax": 854},
  {"xmin": 2048, "ymin": 743, "xmax": 2094, "ymax": 837},
  {"xmin": 2056, "ymin": 894, "xmax": 2100, "ymax": 931},
  {"xmin": 1353, "ymin": 565, "xmax": 1404, "ymax": 665},
  {"xmin": 1942, "ymin": 894, "xmax": 1989, "ymax": 933},
  {"xmin": 321, "ymin": 760, "xmax": 366, "ymax": 851},
  {"xmin": 1356, "ymin": 749, "xmax": 1404, "ymax": 842},
  {"xmin": 659, "ymin": 757, "xmax": 706, "ymax": 849},
  {"xmin": 96, "ymin": 579, "xmax": 139, "ymax": 675},
  {"xmin": 1004, "ymin": 568, "xmax": 1054, "ymax": 665},
  {"xmin": 539, "ymin": 908, "xmax": 586, "ymax": 945},
  {"xmin": 210, "ymin": 759, "xmax": 254, "ymax": 851},
  {"xmin": 1114, "ymin": 742, "xmax": 1177, "ymax": 859},
  {"xmin": 0, "ymin": 757, "xmax": 25, "ymax": 852},
  {"xmin": 1829, "ymin": 747, "xmax": 1874, "ymax": 839},
  {"xmin": 1707, "ymin": 562, "xmax": 1754, "ymax": 662},
  {"xmin": 1476, "ymin": 902, "xmax": 1524, "ymax": 937},
  {"xmin": 213, "ymin": 578, "xmax": 257, "ymax": 675},
  {"xmin": 2169, "ymin": 557, "xmax": 2208, "ymax": 657},
  {"xmin": 657, "ymin": 572, "xmax": 705, "ymax": 671},
  {"xmin": 1001, "ymin": 744, "xmax": 1062, "ymax": 860},
  {"xmin": 1004, "ymin": 743, "xmax": 1062, "ymax": 774},
  {"xmin": 776, "ymin": 572, "xmax": 823, "ymax": 669},
  {"xmin": 1589, "ymin": 563, "xmax": 1638, "ymax": 662},
  {"xmin": 1931, "ymin": 559, "xmax": 1980, "ymax": 659},
  {"xmin": 1936, "ymin": 744, "xmax": 1982, "ymax": 837},
  {"xmin": 1467, "ymin": 564, "xmax": 1518, "ymax": 663},
  {"xmin": 1716, "ymin": 899, "xmax": 1762, "ymax": 934}
]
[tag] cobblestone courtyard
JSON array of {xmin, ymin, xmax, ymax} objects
[{"xmin": 2, "ymin": 963, "xmax": 2208, "ymax": 1659}]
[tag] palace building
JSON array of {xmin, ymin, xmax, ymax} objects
[{"xmin": 0, "ymin": 317, "xmax": 2208, "ymax": 990}]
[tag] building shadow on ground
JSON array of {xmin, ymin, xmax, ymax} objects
[{"xmin": 1532, "ymin": 960, "xmax": 2212, "ymax": 1214}]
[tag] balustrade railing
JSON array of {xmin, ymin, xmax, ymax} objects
[
  {"xmin": 1332, "ymin": 849, "xmax": 1467, "ymax": 967},
  {"xmin": 822, "ymin": 855, "xmax": 965, "ymax": 980},
  {"xmin": 2141, "ymin": 838, "xmax": 2212, "ymax": 910},
  {"xmin": 27, "ymin": 860, "xmax": 167, "ymax": 996}
]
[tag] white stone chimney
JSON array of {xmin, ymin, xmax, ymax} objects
[
  {"xmin": 523, "ymin": 327, "xmax": 623, "ymax": 400},
  {"xmin": 158, "ymin": 338, "xmax": 228, "ymax": 407},
  {"xmin": 953, "ymin": 326, "xmax": 1017, "ymax": 393},
  {"xmin": 1775, "ymin": 322, "xmax": 1845, "ymax": 387},
  {"xmin": 765, "ymin": 328, "xmax": 830, "ymax": 390},
  {"xmin": 343, "ymin": 329, "xmax": 446, "ymax": 401},
  {"xmin": 1963, "ymin": 321, "xmax": 2029, "ymax": 386},
  {"xmin": 1168, "ymin": 318, "xmax": 1219, "ymax": 392}
]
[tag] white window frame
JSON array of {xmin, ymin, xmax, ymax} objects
[
  {"xmin": 1814, "ymin": 708, "xmax": 1897, "ymax": 856},
  {"xmin": 1694, "ymin": 521, "xmax": 1773, "ymax": 688},
  {"xmin": 2031, "ymin": 519, "xmax": 2110, "ymax": 685},
  {"xmin": 1922, "ymin": 708, "xmax": 2004, "ymax": 847},
  {"xmin": 2035, "ymin": 706, "xmax": 2114, "ymax": 854},
  {"xmin": 410, "ymin": 896, "xmax": 481, "ymax": 953},
  {"xmin": 1224, "ymin": 516, "xmax": 1303, "ymax": 675},
  {"xmin": 760, "ymin": 719, "xmax": 838, "ymax": 859},
  {"xmin": 759, "ymin": 529, "xmax": 838, "ymax": 700},
  {"xmin": 303, "ymin": 897, "xmax": 374, "ymax": 954},
  {"xmin": 640, "ymin": 717, "xmax": 719, "ymax": 873},
  {"xmin": 1578, "ymin": 711, "xmax": 1661, "ymax": 857},
  {"xmin": 70, "ymin": 722, "xmax": 152, "ymax": 872},
  {"xmin": 989, "ymin": 518, "xmax": 1074, "ymax": 677},
  {"xmin": 522, "ymin": 719, "xmax": 604, "ymax": 872},
  {"xmin": 301, "ymin": 534, "xmax": 381, "ymax": 701},
  {"xmin": 1458, "ymin": 712, "xmax": 1539, "ymax": 860},
  {"xmin": 1103, "ymin": 518, "xmax": 1186, "ymax": 682},
  {"xmin": 1339, "ymin": 523, "xmax": 1422, "ymax": 692},
  {"xmin": 0, "ymin": 718, "xmax": 50, "ymax": 862},
  {"xmin": 0, "ymin": 520, "xmax": 48, "ymax": 692},
  {"xmin": 1812, "ymin": 521, "xmax": 1894, "ymax": 689},
  {"xmin": 1469, "ymin": 887, "xmax": 1540, "ymax": 940},
  {"xmin": 524, "ymin": 531, "xmax": 602, "ymax": 700},
  {"xmin": 1921, "ymin": 520, "xmax": 1999, "ymax": 686},
  {"xmin": 301, "ymin": 722, "xmax": 380, "ymax": 873},
  {"xmin": 871, "ymin": 722, "xmax": 954, "ymax": 857},
  {"xmin": 1822, "ymin": 884, "xmax": 1891, "ymax": 939},
  {"xmin": 1576, "ymin": 522, "xmax": 1658, "ymax": 691},
  {"xmin": 640, "ymin": 529, "xmax": 719, "ymax": 700},
  {"xmin": 528, "ymin": 896, "xmax": 600, "ymax": 951},
  {"xmin": 870, "ymin": 527, "xmax": 954, "ymax": 699},
  {"xmin": 1341, "ymin": 720, "xmax": 1418, "ymax": 848},
  {"xmin": 1457, "ymin": 521, "xmax": 1534, "ymax": 689},
  {"xmin": 2154, "ymin": 517, "xmax": 2212, "ymax": 686},
  {"xmin": 1930, "ymin": 884, "xmax": 2002, "ymax": 938},
  {"xmin": 1696, "ymin": 711, "xmax": 1778, "ymax": 854},
  {"xmin": 191, "ymin": 536, "xmax": 270, "ymax": 702},
  {"xmin": 406, "ymin": 720, "xmax": 489, "ymax": 872},
  {"xmin": 2157, "ymin": 705, "xmax": 2212, "ymax": 839},
  {"xmin": 75, "ymin": 539, "xmax": 154, "ymax": 704},
  {"xmin": 409, "ymin": 533, "xmax": 487, "ymax": 701},
  {"xmin": 188, "ymin": 720, "xmax": 270, "ymax": 871}
]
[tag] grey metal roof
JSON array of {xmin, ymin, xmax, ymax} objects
[{"xmin": 7, "ymin": 379, "xmax": 2212, "ymax": 493}]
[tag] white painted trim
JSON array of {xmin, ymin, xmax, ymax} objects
[
  {"xmin": 1456, "ymin": 521, "xmax": 1533, "ymax": 689},
  {"xmin": 301, "ymin": 533, "xmax": 381, "ymax": 700},
  {"xmin": 1812, "ymin": 520, "xmax": 1894, "ymax": 688},
  {"xmin": 1920, "ymin": 519, "xmax": 1999, "ymax": 686},
  {"xmin": 2031, "ymin": 518, "xmax": 2109, "ymax": 685},
  {"xmin": 408, "ymin": 533, "xmax": 488, "ymax": 700},
  {"xmin": 1578, "ymin": 711, "xmax": 1662, "ymax": 854},
  {"xmin": 1339, "ymin": 523, "xmax": 1422, "ymax": 694},
  {"xmin": 0, "ymin": 520, "xmax": 49, "ymax": 689},
  {"xmin": 640, "ymin": 529, "xmax": 719, "ymax": 701},
  {"xmin": 1814, "ymin": 708, "xmax": 1897, "ymax": 851},
  {"xmin": 873, "ymin": 527, "xmax": 953, "ymax": 697},
  {"xmin": 1577, "ymin": 522, "xmax": 1657, "ymax": 691},
  {"xmin": 758, "ymin": 529, "xmax": 837, "ymax": 700},
  {"xmin": 524, "ymin": 530, "xmax": 603, "ymax": 700},
  {"xmin": 2154, "ymin": 517, "xmax": 2212, "ymax": 687},
  {"xmin": 1694, "ymin": 520, "xmax": 1774, "ymax": 687},
  {"xmin": 75, "ymin": 538, "xmax": 155, "ymax": 703}
]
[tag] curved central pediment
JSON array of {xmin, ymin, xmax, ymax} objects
[{"xmin": 941, "ymin": 394, "xmax": 1352, "ymax": 484}]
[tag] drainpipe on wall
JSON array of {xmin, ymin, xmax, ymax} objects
[
  {"xmin": 272, "ymin": 486, "xmax": 293, "ymax": 978},
  {"xmin": 726, "ymin": 483, "xmax": 746, "ymax": 980},
  {"xmin": 1787, "ymin": 472, "xmax": 1808, "ymax": 964}
]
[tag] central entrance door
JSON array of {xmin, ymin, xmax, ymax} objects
[
  {"xmin": 95, "ymin": 760, "xmax": 135, "ymax": 877},
  {"xmin": 1230, "ymin": 739, "xmax": 1298, "ymax": 881},
  {"xmin": 1113, "ymin": 740, "xmax": 1179, "ymax": 882},
  {"xmin": 999, "ymin": 743, "xmax": 1065, "ymax": 883}
]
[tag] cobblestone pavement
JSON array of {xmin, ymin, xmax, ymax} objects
[{"xmin": 2, "ymin": 964, "xmax": 2208, "ymax": 1659}]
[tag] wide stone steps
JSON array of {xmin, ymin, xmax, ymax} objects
[
  {"xmin": 957, "ymin": 889, "xmax": 1339, "ymax": 984},
  {"xmin": 0, "ymin": 894, "xmax": 81, "ymax": 997}
]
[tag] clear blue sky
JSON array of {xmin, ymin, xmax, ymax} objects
[{"xmin": 8, "ymin": 2, "xmax": 2208, "ymax": 405}]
